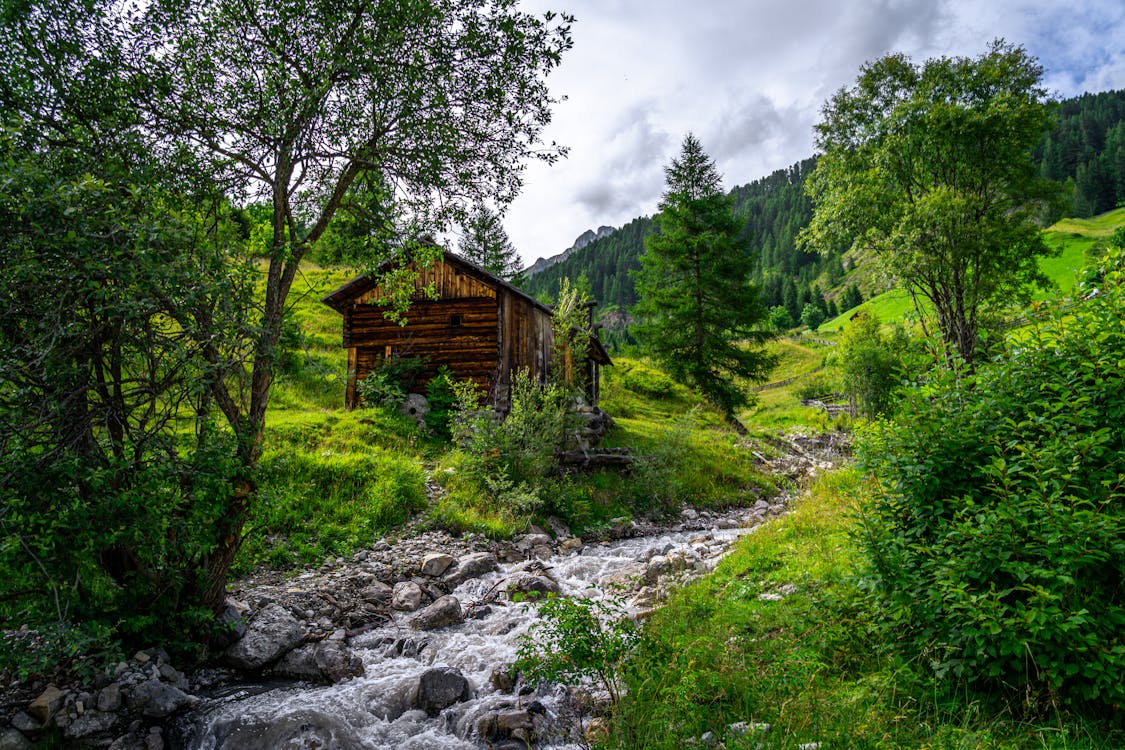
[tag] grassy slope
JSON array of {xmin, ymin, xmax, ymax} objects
[
  {"xmin": 610, "ymin": 470, "xmax": 1121, "ymax": 749},
  {"xmin": 819, "ymin": 208, "xmax": 1125, "ymax": 332},
  {"xmin": 242, "ymin": 266, "xmax": 775, "ymax": 573}
]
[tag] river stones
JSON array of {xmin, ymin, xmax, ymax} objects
[
  {"xmin": 224, "ymin": 603, "xmax": 303, "ymax": 670},
  {"xmin": 391, "ymin": 581, "xmax": 425, "ymax": 611},
  {"xmin": 272, "ymin": 639, "xmax": 364, "ymax": 683},
  {"xmin": 128, "ymin": 678, "xmax": 199, "ymax": 718},
  {"xmin": 410, "ymin": 595, "xmax": 464, "ymax": 631},
  {"xmin": 420, "ymin": 552, "xmax": 456, "ymax": 577},
  {"xmin": 358, "ymin": 580, "xmax": 393, "ymax": 604},
  {"xmin": 411, "ymin": 667, "xmax": 471, "ymax": 715},
  {"xmin": 442, "ymin": 552, "xmax": 499, "ymax": 587},
  {"xmin": 505, "ymin": 572, "xmax": 561, "ymax": 599}
]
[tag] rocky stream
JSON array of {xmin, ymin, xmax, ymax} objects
[{"xmin": 2, "ymin": 433, "xmax": 846, "ymax": 750}]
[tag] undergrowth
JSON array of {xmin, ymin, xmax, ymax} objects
[{"xmin": 606, "ymin": 469, "xmax": 1123, "ymax": 749}]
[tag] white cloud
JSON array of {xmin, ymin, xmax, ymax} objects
[{"xmin": 504, "ymin": 0, "xmax": 1124, "ymax": 264}]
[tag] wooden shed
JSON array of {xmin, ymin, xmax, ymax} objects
[{"xmin": 322, "ymin": 250, "xmax": 610, "ymax": 411}]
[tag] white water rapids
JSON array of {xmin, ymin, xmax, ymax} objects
[{"xmin": 174, "ymin": 518, "xmax": 759, "ymax": 750}]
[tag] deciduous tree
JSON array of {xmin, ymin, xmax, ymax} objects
[
  {"xmin": 1, "ymin": 0, "xmax": 573, "ymax": 617},
  {"xmin": 800, "ymin": 41, "xmax": 1059, "ymax": 366}
]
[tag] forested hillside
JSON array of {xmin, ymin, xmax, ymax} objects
[
  {"xmin": 525, "ymin": 89, "xmax": 1125, "ymax": 324},
  {"xmin": 1037, "ymin": 88, "xmax": 1125, "ymax": 216}
]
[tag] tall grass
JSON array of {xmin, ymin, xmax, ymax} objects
[{"xmin": 606, "ymin": 469, "xmax": 1123, "ymax": 749}]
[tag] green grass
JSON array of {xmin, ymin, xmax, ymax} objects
[
  {"xmin": 607, "ymin": 469, "xmax": 1124, "ymax": 749},
  {"xmin": 818, "ymin": 208, "xmax": 1125, "ymax": 331},
  {"xmin": 239, "ymin": 266, "xmax": 779, "ymax": 570}
]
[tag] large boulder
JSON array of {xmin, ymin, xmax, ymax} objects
[
  {"xmin": 420, "ymin": 552, "xmax": 456, "ymax": 577},
  {"xmin": 128, "ymin": 678, "xmax": 199, "ymax": 718},
  {"xmin": 273, "ymin": 640, "xmax": 365, "ymax": 683},
  {"xmin": 224, "ymin": 603, "xmax": 303, "ymax": 670},
  {"xmin": 27, "ymin": 685, "xmax": 64, "ymax": 724},
  {"xmin": 358, "ymin": 581, "xmax": 393, "ymax": 604},
  {"xmin": 391, "ymin": 581, "xmax": 425, "ymax": 612},
  {"xmin": 506, "ymin": 573, "xmax": 561, "ymax": 599},
  {"xmin": 409, "ymin": 595, "xmax": 463, "ymax": 631},
  {"xmin": 411, "ymin": 667, "xmax": 471, "ymax": 716},
  {"xmin": 443, "ymin": 552, "xmax": 499, "ymax": 587}
]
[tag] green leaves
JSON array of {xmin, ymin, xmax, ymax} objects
[
  {"xmin": 856, "ymin": 248, "xmax": 1125, "ymax": 713},
  {"xmin": 633, "ymin": 135, "xmax": 774, "ymax": 417},
  {"xmin": 801, "ymin": 41, "xmax": 1059, "ymax": 366}
]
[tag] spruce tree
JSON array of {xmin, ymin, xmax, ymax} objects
[
  {"xmin": 633, "ymin": 134, "xmax": 773, "ymax": 421},
  {"xmin": 458, "ymin": 207, "xmax": 524, "ymax": 281}
]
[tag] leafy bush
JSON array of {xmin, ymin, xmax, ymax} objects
[
  {"xmin": 837, "ymin": 311, "xmax": 904, "ymax": 417},
  {"xmin": 356, "ymin": 355, "xmax": 424, "ymax": 407},
  {"xmin": 454, "ymin": 369, "xmax": 572, "ymax": 487},
  {"xmin": 856, "ymin": 250, "xmax": 1125, "ymax": 713},
  {"xmin": 792, "ymin": 372, "xmax": 842, "ymax": 402},
  {"xmin": 424, "ymin": 365, "xmax": 458, "ymax": 440},
  {"xmin": 516, "ymin": 594, "xmax": 639, "ymax": 707}
]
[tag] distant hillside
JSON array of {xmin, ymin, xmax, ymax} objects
[{"xmin": 522, "ymin": 89, "xmax": 1125, "ymax": 338}]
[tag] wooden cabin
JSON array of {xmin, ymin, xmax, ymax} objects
[{"xmin": 322, "ymin": 250, "xmax": 611, "ymax": 411}]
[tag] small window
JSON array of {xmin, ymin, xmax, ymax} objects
[{"xmin": 449, "ymin": 314, "xmax": 462, "ymax": 328}]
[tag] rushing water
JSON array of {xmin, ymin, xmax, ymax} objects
[{"xmin": 175, "ymin": 521, "xmax": 755, "ymax": 750}]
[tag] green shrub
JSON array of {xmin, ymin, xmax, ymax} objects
[
  {"xmin": 424, "ymin": 365, "xmax": 458, "ymax": 440},
  {"xmin": 792, "ymin": 372, "xmax": 842, "ymax": 401},
  {"xmin": 516, "ymin": 594, "xmax": 639, "ymax": 707},
  {"xmin": 454, "ymin": 369, "xmax": 572, "ymax": 487},
  {"xmin": 356, "ymin": 355, "xmax": 424, "ymax": 407},
  {"xmin": 856, "ymin": 250, "xmax": 1125, "ymax": 713}
]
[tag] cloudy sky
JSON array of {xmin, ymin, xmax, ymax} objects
[{"xmin": 499, "ymin": 0, "xmax": 1125, "ymax": 266}]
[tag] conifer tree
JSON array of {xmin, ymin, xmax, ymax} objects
[
  {"xmin": 458, "ymin": 207, "xmax": 524, "ymax": 281},
  {"xmin": 633, "ymin": 134, "xmax": 773, "ymax": 422}
]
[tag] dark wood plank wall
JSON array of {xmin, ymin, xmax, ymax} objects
[
  {"xmin": 345, "ymin": 297, "xmax": 500, "ymax": 407},
  {"xmin": 338, "ymin": 256, "xmax": 559, "ymax": 410}
]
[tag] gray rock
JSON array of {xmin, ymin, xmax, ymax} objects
[
  {"xmin": 158, "ymin": 663, "xmax": 187, "ymax": 688},
  {"xmin": 489, "ymin": 666, "xmax": 516, "ymax": 693},
  {"xmin": 273, "ymin": 640, "xmax": 364, "ymax": 683},
  {"xmin": 497, "ymin": 710, "xmax": 534, "ymax": 733},
  {"xmin": 410, "ymin": 595, "xmax": 463, "ymax": 631},
  {"xmin": 272, "ymin": 643, "xmax": 321, "ymax": 680},
  {"xmin": 224, "ymin": 602, "xmax": 303, "ymax": 669},
  {"xmin": 546, "ymin": 516, "xmax": 572, "ymax": 538},
  {"xmin": 0, "ymin": 729, "xmax": 31, "ymax": 750},
  {"xmin": 315, "ymin": 639, "xmax": 365, "ymax": 682},
  {"xmin": 27, "ymin": 684, "xmax": 64, "ymax": 724},
  {"xmin": 442, "ymin": 552, "xmax": 499, "ymax": 586},
  {"xmin": 9, "ymin": 713, "xmax": 39, "ymax": 733},
  {"xmin": 420, "ymin": 552, "xmax": 456, "ymax": 577},
  {"xmin": 62, "ymin": 709, "xmax": 118, "ymax": 739},
  {"xmin": 129, "ymin": 679, "xmax": 198, "ymax": 718},
  {"xmin": 358, "ymin": 580, "xmax": 393, "ymax": 604},
  {"xmin": 506, "ymin": 573, "xmax": 561, "ymax": 599},
  {"xmin": 411, "ymin": 667, "xmax": 471, "ymax": 715},
  {"xmin": 392, "ymin": 581, "xmax": 424, "ymax": 612},
  {"xmin": 97, "ymin": 682, "xmax": 123, "ymax": 712},
  {"xmin": 399, "ymin": 393, "xmax": 430, "ymax": 423},
  {"xmin": 520, "ymin": 533, "xmax": 552, "ymax": 548}
]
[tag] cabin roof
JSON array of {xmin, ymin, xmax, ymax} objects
[{"xmin": 321, "ymin": 249, "xmax": 554, "ymax": 316}]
